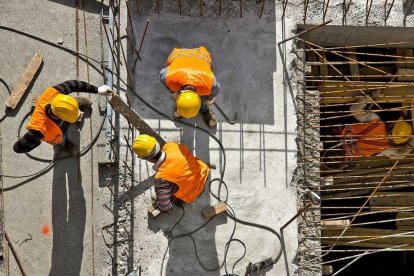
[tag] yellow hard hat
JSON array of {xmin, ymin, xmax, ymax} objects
[
  {"xmin": 132, "ymin": 134, "xmax": 158, "ymax": 158},
  {"xmin": 51, "ymin": 94, "xmax": 80, "ymax": 123},
  {"xmin": 392, "ymin": 118, "xmax": 412, "ymax": 145},
  {"xmin": 176, "ymin": 90, "xmax": 201, "ymax": 118}
]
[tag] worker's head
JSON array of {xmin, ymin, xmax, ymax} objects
[
  {"xmin": 392, "ymin": 118, "xmax": 412, "ymax": 145},
  {"xmin": 132, "ymin": 134, "xmax": 161, "ymax": 161},
  {"xmin": 51, "ymin": 94, "xmax": 80, "ymax": 123},
  {"xmin": 176, "ymin": 90, "xmax": 201, "ymax": 118}
]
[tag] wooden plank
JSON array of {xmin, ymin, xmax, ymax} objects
[
  {"xmin": 202, "ymin": 201, "xmax": 227, "ymax": 219},
  {"xmin": 147, "ymin": 203, "xmax": 161, "ymax": 218},
  {"xmin": 322, "ymin": 227, "xmax": 414, "ymax": 249},
  {"xmin": 396, "ymin": 212, "xmax": 414, "ymax": 227},
  {"xmin": 319, "ymin": 52, "xmax": 328, "ymax": 78},
  {"xmin": 322, "ymin": 265, "xmax": 333, "ymax": 276},
  {"xmin": 109, "ymin": 93, "xmax": 165, "ymax": 147},
  {"xmin": 321, "ymin": 219, "xmax": 350, "ymax": 227},
  {"xmin": 5, "ymin": 53, "xmax": 43, "ymax": 109},
  {"xmin": 397, "ymin": 68, "xmax": 414, "ymax": 81},
  {"xmin": 370, "ymin": 192, "xmax": 414, "ymax": 207},
  {"xmin": 348, "ymin": 53, "xmax": 359, "ymax": 80}
]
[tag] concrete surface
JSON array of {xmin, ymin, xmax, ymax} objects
[
  {"xmin": 0, "ymin": 0, "xmax": 110, "ymax": 275},
  {"xmin": 2, "ymin": 0, "xmax": 414, "ymax": 276},
  {"xmin": 120, "ymin": 0, "xmax": 299, "ymax": 275}
]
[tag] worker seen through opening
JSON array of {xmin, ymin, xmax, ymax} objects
[
  {"xmin": 159, "ymin": 46, "xmax": 220, "ymax": 128},
  {"xmin": 132, "ymin": 134, "xmax": 210, "ymax": 213},
  {"xmin": 13, "ymin": 80, "xmax": 113, "ymax": 155},
  {"xmin": 342, "ymin": 90, "xmax": 414, "ymax": 160}
]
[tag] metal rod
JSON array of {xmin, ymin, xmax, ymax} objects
[
  {"xmin": 132, "ymin": 19, "xmax": 149, "ymax": 72},
  {"xmin": 365, "ymin": 0, "xmax": 373, "ymax": 26},
  {"xmin": 125, "ymin": 0, "xmax": 134, "ymax": 34},
  {"xmin": 178, "ymin": 0, "xmax": 181, "ymax": 14},
  {"xmin": 278, "ymin": 20, "xmax": 332, "ymax": 45},
  {"xmin": 323, "ymin": 0, "xmax": 330, "ymax": 22},
  {"xmin": 5, "ymin": 232, "xmax": 27, "ymax": 276},
  {"xmin": 320, "ymin": 160, "xmax": 399, "ymax": 257},
  {"xmin": 301, "ymin": 39, "xmax": 381, "ymax": 109},
  {"xmin": 155, "ymin": 0, "xmax": 160, "ymax": 14},
  {"xmin": 259, "ymin": 0, "xmax": 266, "ymax": 18},
  {"xmin": 240, "ymin": 0, "xmax": 242, "ymax": 17},
  {"xmin": 342, "ymin": 0, "xmax": 352, "ymax": 25},
  {"xmin": 281, "ymin": 202, "xmax": 312, "ymax": 230},
  {"xmin": 384, "ymin": 0, "xmax": 396, "ymax": 24},
  {"xmin": 200, "ymin": 0, "xmax": 203, "ymax": 16}
]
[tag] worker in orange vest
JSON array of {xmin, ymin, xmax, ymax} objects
[
  {"xmin": 342, "ymin": 92, "xmax": 413, "ymax": 160},
  {"xmin": 132, "ymin": 134, "xmax": 210, "ymax": 213},
  {"xmin": 159, "ymin": 46, "xmax": 221, "ymax": 128},
  {"xmin": 13, "ymin": 80, "xmax": 113, "ymax": 155}
]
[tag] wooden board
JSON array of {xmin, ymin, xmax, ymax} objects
[
  {"xmin": 5, "ymin": 53, "xmax": 43, "ymax": 109},
  {"xmin": 397, "ymin": 68, "xmax": 414, "ymax": 81},
  {"xmin": 396, "ymin": 212, "xmax": 414, "ymax": 227},
  {"xmin": 348, "ymin": 53, "xmax": 359, "ymax": 81},
  {"xmin": 109, "ymin": 93, "xmax": 166, "ymax": 147},
  {"xmin": 202, "ymin": 201, "xmax": 227, "ymax": 219},
  {"xmin": 321, "ymin": 219, "xmax": 350, "ymax": 228},
  {"xmin": 370, "ymin": 192, "xmax": 414, "ymax": 207},
  {"xmin": 322, "ymin": 227, "xmax": 414, "ymax": 249}
]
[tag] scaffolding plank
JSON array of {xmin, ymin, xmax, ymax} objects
[
  {"xmin": 396, "ymin": 212, "xmax": 414, "ymax": 227},
  {"xmin": 108, "ymin": 93, "xmax": 165, "ymax": 147},
  {"xmin": 370, "ymin": 192, "xmax": 414, "ymax": 207},
  {"xmin": 322, "ymin": 227, "xmax": 414, "ymax": 248},
  {"xmin": 5, "ymin": 53, "xmax": 43, "ymax": 109}
]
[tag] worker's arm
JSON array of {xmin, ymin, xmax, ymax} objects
[
  {"xmin": 349, "ymin": 97, "xmax": 380, "ymax": 122},
  {"xmin": 13, "ymin": 130, "xmax": 43, "ymax": 153},
  {"xmin": 53, "ymin": 80, "xmax": 98, "ymax": 94},
  {"xmin": 153, "ymin": 178, "xmax": 179, "ymax": 212}
]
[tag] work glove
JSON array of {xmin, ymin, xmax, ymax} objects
[
  {"xmin": 98, "ymin": 85, "xmax": 113, "ymax": 96},
  {"xmin": 202, "ymin": 97, "xmax": 216, "ymax": 107}
]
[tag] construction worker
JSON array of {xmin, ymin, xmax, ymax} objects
[
  {"xmin": 132, "ymin": 134, "xmax": 210, "ymax": 212},
  {"xmin": 13, "ymin": 80, "xmax": 113, "ymax": 155},
  {"xmin": 342, "ymin": 91, "xmax": 414, "ymax": 160},
  {"xmin": 159, "ymin": 46, "xmax": 220, "ymax": 128}
]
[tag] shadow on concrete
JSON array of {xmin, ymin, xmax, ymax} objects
[
  {"xmin": 49, "ymin": 130, "xmax": 85, "ymax": 276},
  {"xmin": 48, "ymin": 0, "xmax": 108, "ymax": 14}
]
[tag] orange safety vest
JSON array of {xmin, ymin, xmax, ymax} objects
[
  {"xmin": 154, "ymin": 142, "xmax": 210, "ymax": 203},
  {"xmin": 341, "ymin": 118, "xmax": 389, "ymax": 160},
  {"xmin": 165, "ymin": 46, "xmax": 215, "ymax": 96},
  {"xmin": 26, "ymin": 87, "xmax": 64, "ymax": 145}
]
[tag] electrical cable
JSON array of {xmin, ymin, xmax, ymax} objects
[
  {"xmin": 0, "ymin": 25, "xmax": 284, "ymax": 275},
  {"xmin": 0, "ymin": 77, "xmax": 11, "ymax": 123}
]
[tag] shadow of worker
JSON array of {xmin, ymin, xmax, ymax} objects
[
  {"xmin": 49, "ymin": 130, "xmax": 85, "ymax": 276},
  {"xmin": 158, "ymin": 121, "xmax": 225, "ymax": 276}
]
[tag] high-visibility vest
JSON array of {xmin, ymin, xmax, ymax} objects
[
  {"xmin": 165, "ymin": 46, "xmax": 215, "ymax": 96},
  {"xmin": 341, "ymin": 118, "xmax": 389, "ymax": 160},
  {"xmin": 26, "ymin": 87, "xmax": 64, "ymax": 145},
  {"xmin": 155, "ymin": 142, "xmax": 210, "ymax": 203}
]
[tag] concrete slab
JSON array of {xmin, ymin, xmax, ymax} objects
[{"xmin": 119, "ymin": 0, "xmax": 299, "ymax": 275}]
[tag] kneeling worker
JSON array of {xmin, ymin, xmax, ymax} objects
[
  {"xmin": 132, "ymin": 134, "xmax": 210, "ymax": 212},
  {"xmin": 13, "ymin": 80, "xmax": 113, "ymax": 155},
  {"xmin": 159, "ymin": 46, "xmax": 220, "ymax": 128}
]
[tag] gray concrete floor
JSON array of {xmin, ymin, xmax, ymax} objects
[{"xmin": 0, "ymin": 1, "xmax": 109, "ymax": 275}]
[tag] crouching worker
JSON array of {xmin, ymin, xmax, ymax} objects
[
  {"xmin": 132, "ymin": 134, "xmax": 210, "ymax": 213},
  {"xmin": 13, "ymin": 80, "xmax": 113, "ymax": 155},
  {"xmin": 159, "ymin": 46, "xmax": 220, "ymax": 128}
]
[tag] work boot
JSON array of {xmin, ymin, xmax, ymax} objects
[
  {"xmin": 62, "ymin": 139, "xmax": 80, "ymax": 156},
  {"xmin": 202, "ymin": 109, "xmax": 217, "ymax": 128},
  {"xmin": 74, "ymin": 96, "xmax": 93, "ymax": 111},
  {"xmin": 173, "ymin": 109, "xmax": 182, "ymax": 120}
]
